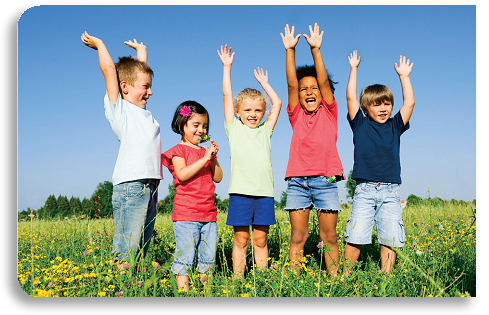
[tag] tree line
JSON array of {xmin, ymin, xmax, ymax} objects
[{"xmin": 19, "ymin": 171, "xmax": 473, "ymax": 221}]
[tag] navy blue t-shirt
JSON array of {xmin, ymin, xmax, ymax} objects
[{"xmin": 348, "ymin": 110, "xmax": 409, "ymax": 184}]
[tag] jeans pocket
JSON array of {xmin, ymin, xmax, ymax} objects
[{"xmin": 126, "ymin": 182, "xmax": 146, "ymax": 200}]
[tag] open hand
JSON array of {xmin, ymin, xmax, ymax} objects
[
  {"xmin": 217, "ymin": 44, "xmax": 235, "ymax": 66},
  {"xmin": 124, "ymin": 38, "xmax": 146, "ymax": 51},
  {"xmin": 254, "ymin": 67, "xmax": 268, "ymax": 85},
  {"xmin": 303, "ymin": 23, "xmax": 323, "ymax": 49},
  {"xmin": 348, "ymin": 50, "xmax": 361, "ymax": 68},
  {"xmin": 280, "ymin": 24, "xmax": 301, "ymax": 49},
  {"xmin": 394, "ymin": 55, "xmax": 414, "ymax": 77}
]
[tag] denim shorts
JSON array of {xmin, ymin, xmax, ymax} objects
[
  {"xmin": 284, "ymin": 176, "xmax": 340, "ymax": 211},
  {"xmin": 112, "ymin": 179, "xmax": 159, "ymax": 261},
  {"xmin": 171, "ymin": 221, "xmax": 217, "ymax": 276},
  {"xmin": 344, "ymin": 181, "xmax": 405, "ymax": 247},
  {"xmin": 226, "ymin": 194, "xmax": 276, "ymax": 226}
]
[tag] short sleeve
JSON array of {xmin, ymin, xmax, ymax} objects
[
  {"xmin": 161, "ymin": 145, "xmax": 186, "ymax": 169},
  {"xmin": 347, "ymin": 108, "xmax": 365, "ymax": 132},
  {"xmin": 393, "ymin": 111, "xmax": 410, "ymax": 135},
  {"xmin": 287, "ymin": 101, "xmax": 301, "ymax": 127}
]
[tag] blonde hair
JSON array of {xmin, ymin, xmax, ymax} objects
[
  {"xmin": 359, "ymin": 84, "xmax": 394, "ymax": 113},
  {"xmin": 234, "ymin": 88, "xmax": 270, "ymax": 115},
  {"xmin": 115, "ymin": 56, "xmax": 153, "ymax": 85}
]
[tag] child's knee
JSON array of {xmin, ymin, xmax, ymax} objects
[
  {"xmin": 290, "ymin": 228, "xmax": 308, "ymax": 244},
  {"xmin": 252, "ymin": 236, "xmax": 268, "ymax": 249},
  {"xmin": 320, "ymin": 229, "xmax": 338, "ymax": 244},
  {"xmin": 234, "ymin": 235, "xmax": 251, "ymax": 248}
]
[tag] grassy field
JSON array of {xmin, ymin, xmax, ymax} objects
[{"xmin": 17, "ymin": 202, "xmax": 476, "ymax": 297}]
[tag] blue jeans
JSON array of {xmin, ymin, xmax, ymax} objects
[
  {"xmin": 112, "ymin": 179, "xmax": 159, "ymax": 261},
  {"xmin": 284, "ymin": 176, "xmax": 340, "ymax": 211},
  {"xmin": 171, "ymin": 221, "xmax": 217, "ymax": 276},
  {"xmin": 344, "ymin": 181, "xmax": 405, "ymax": 247}
]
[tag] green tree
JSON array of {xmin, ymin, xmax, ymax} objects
[
  {"xmin": 44, "ymin": 195, "xmax": 57, "ymax": 219},
  {"xmin": 345, "ymin": 170, "xmax": 357, "ymax": 202},
  {"xmin": 69, "ymin": 196, "xmax": 82, "ymax": 217},
  {"xmin": 276, "ymin": 191, "xmax": 287, "ymax": 209},
  {"xmin": 81, "ymin": 197, "xmax": 94, "ymax": 218},
  {"xmin": 162, "ymin": 183, "xmax": 176, "ymax": 214},
  {"xmin": 90, "ymin": 181, "xmax": 113, "ymax": 218},
  {"xmin": 57, "ymin": 195, "xmax": 70, "ymax": 218},
  {"xmin": 406, "ymin": 194, "xmax": 422, "ymax": 207}
]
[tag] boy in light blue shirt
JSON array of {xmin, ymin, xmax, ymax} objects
[{"xmin": 81, "ymin": 32, "xmax": 162, "ymax": 270}]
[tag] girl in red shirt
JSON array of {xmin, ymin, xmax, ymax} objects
[{"xmin": 161, "ymin": 101, "xmax": 223, "ymax": 292}]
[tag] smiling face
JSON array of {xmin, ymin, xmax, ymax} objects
[
  {"xmin": 121, "ymin": 72, "xmax": 153, "ymax": 109},
  {"xmin": 364, "ymin": 101, "xmax": 393, "ymax": 124},
  {"xmin": 235, "ymin": 98, "xmax": 266, "ymax": 128},
  {"xmin": 182, "ymin": 113, "xmax": 208, "ymax": 146},
  {"xmin": 299, "ymin": 76, "xmax": 323, "ymax": 112}
]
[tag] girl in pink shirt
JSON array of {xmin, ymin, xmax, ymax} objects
[
  {"xmin": 161, "ymin": 101, "xmax": 223, "ymax": 292},
  {"xmin": 281, "ymin": 23, "xmax": 344, "ymax": 276}
]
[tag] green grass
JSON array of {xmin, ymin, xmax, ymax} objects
[{"xmin": 17, "ymin": 202, "xmax": 475, "ymax": 297}]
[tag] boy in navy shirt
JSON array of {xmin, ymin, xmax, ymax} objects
[{"xmin": 343, "ymin": 50, "xmax": 414, "ymax": 275}]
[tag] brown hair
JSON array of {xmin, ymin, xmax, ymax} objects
[
  {"xmin": 115, "ymin": 56, "xmax": 153, "ymax": 85},
  {"xmin": 359, "ymin": 84, "xmax": 394, "ymax": 113}
]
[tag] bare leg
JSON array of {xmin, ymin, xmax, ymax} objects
[
  {"xmin": 175, "ymin": 275, "xmax": 189, "ymax": 292},
  {"xmin": 251, "ymin": 225, "xmax": 270, "ymax": 269},
  {"xmin": 343, "ymin": 243, "xmax": 362, "ymax": 276},
  {"xmin": 288, "ymin": 207, "xmax": 311, "ymax": 271},
  {"xmin": 317, "ymin": 210, "xmax": 340, "ymax": 276},
  {"xmin": 380, "ymin": 245, "xmax": 396, "ymax": 272},
  {"xmin": 232, "ymin": 226, "xmax": 251, "ymax": 278}
]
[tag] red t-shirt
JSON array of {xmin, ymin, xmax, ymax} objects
[
  {"xmin": 161, "ymin": 144, "xmax": 216, "ymax": 222},
  {"xmin": 285, "ymin": 98, "xmax": 344, "ymax": 180}
]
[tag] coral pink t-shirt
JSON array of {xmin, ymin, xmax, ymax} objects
[
  {"xmin": 285, "ymin": 98, "xmax": 344, "ymax": 180},
  {"xmin": 161, "ymin": 144, "xmax": 216, "ymax": 222}
]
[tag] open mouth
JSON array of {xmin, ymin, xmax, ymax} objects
[{"xmin": 305, "ymin": 98, "xmax": 316, "ymax": 106}]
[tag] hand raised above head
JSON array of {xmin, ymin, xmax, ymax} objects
[
  {"xmin": 303, "ymin": 23, "xmax": 324, "ymax": 49},
  {"xmin": 394, "ymin": 55, "xmax": 414, "ymax": 77},
  {"xmin": 254, "ymin": 67, "xmax": 269, "ymax": 85},
  {"xmin": 280, "ymin": 24, "xmax": 301, "ymax": 49},
  {"xmin": 217, "ymin": 44, "xmax": 235, "ymax": 66},
  {"xmin": 348, "ymin": 50, "xmax": 361, "ymax": 68},
  {"xmin": 124, "ymin": 38, "xmax": 146, "ymax": 51},
  {"xmin": 81, "ymin": 31, "xmax": 102, "ymax": 50}
]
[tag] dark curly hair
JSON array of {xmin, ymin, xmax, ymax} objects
[
  {"xmin": 171, "ymin": 100, "xmax": 210, "ymax": 136},
  {"xmin": 296, "ymin": 65, "xmax": 337, "ymax": 94}
]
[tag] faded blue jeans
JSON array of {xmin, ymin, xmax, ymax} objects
[{"xmin": 112, "ymin": 179, "xmax": 159, "ymax": 261}]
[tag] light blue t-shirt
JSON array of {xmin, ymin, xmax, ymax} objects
[
  {"xmin": 224, "ymin": 117, "xmax": 274, "ymax": 197},
  {"xmin": 104, "ymin": 94, "xmax": 162, "ymax": 185}
]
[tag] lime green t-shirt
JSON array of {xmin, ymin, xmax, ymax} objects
[{"xmin": 224, "ymin": 117, "xmax": 274, "ymax": 197}]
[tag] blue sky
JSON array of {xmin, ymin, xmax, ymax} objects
[{"xmin": 16, "ymin": 4, "xmax": 477, "ymax": 213}]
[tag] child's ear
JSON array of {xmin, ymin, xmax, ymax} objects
[
  {"xmin": 234, "ymin": 108, "xmax": 240, "ymax": 117},
  {"xmin": 120, "ymin": 81, "xmax": 129, "ymax": 95}
]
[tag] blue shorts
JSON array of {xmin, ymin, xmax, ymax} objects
[
  {"xmin": 171, "ymin": 221, "xmax": 217, "ymax": 276},
  {"xmin": 226, "ymin": 194, "xmax": 276, "ymax": 226},
  {"xmin": 344, "ymin": 181, "xmax": 405, "ymax": 247},
  {"xmin": 284, "ymin": 176, "xmax": 340, "ymax": 211}
]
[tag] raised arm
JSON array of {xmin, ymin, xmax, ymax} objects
[
  {"xmin": 124, "ymin": 39, "xmax": 147, "ymax": 62},
  {"xmin": 280, "ymin": 24, "xmax": 301, "ymax": 110},
  {"xmin": 81, "ymin": 31, "xmax": 119, "ymax": 103},
  {"xmin": 254, "ymin": 67, "xmax": 282, "ymax": 130},
  {"xmin": 304, "ymin": 23, "xmax": 334, "ymax": 104},
  {"xmin": 394, "ymin": 55, "xmax": 415, "ymax": 125},
  {"xmin": 217, "ymin": 45, "xmax": 236, "ymax": 124},
  {"xmin": 346, "ymin": 50, "xmax": 361, "ymax": 120}
]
